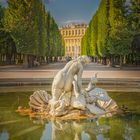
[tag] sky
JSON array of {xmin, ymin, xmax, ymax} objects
[
  {"xmin": 0, "ymin": 0, "xmax": 101, "ymax": 26},
  {"xmin": 0, "ymin": 0, "xmax": 7, "ymax": 6},
  {"xmin": 45, "ymin": 0, "xmax": 101, "ymax": 26}
]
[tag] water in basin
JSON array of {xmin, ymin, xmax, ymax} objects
[{"xmin": 0, "ymin": 90, "xmax": 140, "ymax": 140}]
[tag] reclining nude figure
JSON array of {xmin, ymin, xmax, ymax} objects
[
  {"xmin": 28, "ymin": 74, "xmax": 118, "ymax": 117},
  {"xmin": 51, "ymin": 56, "xmax": 90, "ymax": 100},
  {"xmin": 50, "ymin": 56, "xmax": 91, "ymax": 114},
  {"xmin": 19, "ymin": 56, "xmax": 119, "ymax": 118}
]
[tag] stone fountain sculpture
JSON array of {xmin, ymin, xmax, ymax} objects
[{"xmin": 18, "ymin": 56, "xmax": 118, "ymax": 119}]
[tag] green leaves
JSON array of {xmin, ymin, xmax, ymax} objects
[
  {"xmin": 108, "ymin": 0, "xmax": 134, "ymax": 57},
  {"xmin": 81, "ymin": 0, "xmax": 109, "ymax": 57},
  {"xmin": 2, "ymin": 0, "xmax": 64, "ymax": 58},
  {"xmin": 46, "ymin": 12, "xmax": 64, "ymax": 57},
  {"xmin": 81, "ymin": 0, "xmax": 139, "ymax": 63},
  {"xmin": 0, "ymin": 5, "xmax": 16, "ymax": 57}
]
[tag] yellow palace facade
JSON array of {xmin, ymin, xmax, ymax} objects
[{"xmin": 60, "ymin": 23, "xmax": 87, "ymax": 58}]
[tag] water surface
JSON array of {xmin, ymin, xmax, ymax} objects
[{"xmin": 0, "ymin": 91, "xmax": 140, "ymax": 140}]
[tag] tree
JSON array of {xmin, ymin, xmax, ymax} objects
[
  {"xmin": 0, "ymin": 4, "xmax": 16, "ymax": 65},
  {"xmin": 81, "ymin": 0, "xmax": 138, "ymax": 66},
  {"xmin": 130, "ymin": 0, "xmax": 140, "ymax": 64},
  {"xmin": 90, "ymin": 12, "xmax": 98, "ymax": 57},
  {"xmin": 81, "ymin": 0, "xmax": 110, "ymax": 59},
  {"xmin": 97, "ymin": 0, "xmax": 109, "ymax": 57},
  {"xmin": 81, "ymin": 32, "xmax": 88, "ymax": 55},
  {"xmin": 3, "ymin": 0, "xmax": 64, "ymax": 66},
  {"xmin": 4, "ymin": 0, "xmax": 39, "ymax": 67},
  {"xmin": 108, "ymin": 0, "xmax": 133, "ymax": 66},
  {"xmin": 45, "ymin": 12, "xmax": 64, "ymax": 62},
  {"xmin": 108, "ymin": 20, "xmax": 133, "ymax": 66}
]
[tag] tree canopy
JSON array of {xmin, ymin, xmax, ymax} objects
[
  {"xmin": 81, "ymin": 0, "xmax": 140, "ymax": 65},
  {"xmin": 0, "ymin": 0, "xmax": 64, "ymax": 66}
]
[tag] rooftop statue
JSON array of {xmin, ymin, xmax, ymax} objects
[{"xmin": 17, "ymin": 56, "xmax": 118, "ymax": 119}]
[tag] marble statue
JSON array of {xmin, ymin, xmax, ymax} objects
[
  {"xmin": 50, "ymin": 56, "xmax": 91, "ymax": 115},
  {"xmin": 18, "ymin": 56, "xmax": 118, "ymax": 119},
  {"xmin": 51, "ymin": 56, "xmax": 91, "ymax": 101}
]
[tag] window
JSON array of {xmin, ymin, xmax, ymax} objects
[
  {"xmin": 69, "ymin": 46, "xmax": 71, "ymax": 51},
  {"xmin": 82, "ymin": 29, "xmax": 84, "ymax": 34},
  {"xmin": 72, "ymin": 30, "xmax": 74, "ymax": 35},
  {"xmin": 75, "ymin": 30, "xmax": 77, "ymax": 35},
  {"xmin": 77, "ymin": 46, "xmax": 80, "ymax": 51},
  {"xmin": 78, "ymin": 30, "xmax": 80, "ymax": 35},
  {"xmin": 69, "ymin": 30, "xmax": 71, "ymax": 36},
  {"xmin": 72, "ymin": 46, "xmax": 74, "ymax": 51},
  {"xmin": 66, "ymin": 46, "xmax": 68, "ymax": 52}
]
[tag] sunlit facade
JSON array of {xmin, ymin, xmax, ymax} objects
[{"xmin": 60, "ymin": 23, "xmax": 87, "ymax": 58}]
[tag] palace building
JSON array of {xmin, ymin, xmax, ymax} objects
[{"xmin": 59, "ymin": 23, "xmax": 87, "ymax": 58}]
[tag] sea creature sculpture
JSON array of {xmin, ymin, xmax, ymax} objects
[{"xmin": 18, "ymin": 56, "xmax": 118, "ymax": 119}]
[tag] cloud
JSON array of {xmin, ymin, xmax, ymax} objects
[
  {"xmin": 0, "ymin": 0, "xmax": 7, "ymax": 6},
  {"xmin": 0, "ymin": 0, "xmax": 54, "ymax": 6},
  {"xmin": 62, "ymin": 19, "xmax": 87, "ymax": 25},
  {"xmin": 125, "ymin": 0, "xmax": 131, "ymax": 6},
  {"xmin": 42, "ymin": 0, "xmax": 55, "ymax": 4},
  {"xmin": 0, "ymin": 0, "xmax": 6, "ymax": 2}
]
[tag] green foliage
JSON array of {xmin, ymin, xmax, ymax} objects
[
  {"xmin": 81, "ymin": 0, "xmax": 139, "ymax": 65},
  {"xmin": 0, "ymin": 4, "xmax": 16, "ymax": 62},
  {"xmin": 81, "ymin": 0, "xmax": 110, "ymax": 57},
  {"xmin": 108, "ymin": 22, "xmax": 133, "ymax": 56},
  {"xmin": 97, "ymin": 0, "xmax": 109, "ymax": 57},
  {"xmin": 90, "ymin": 12, "xmax": 98, "ymax": 57},
  {"xmin": 108, "ymin": 0, "xmax": 133, "ymax": 59},
  {"xmin": 130, "ymin": 0, "xmax": 140, "ymax": 33},
  {"xmin": 2, "ymin": 0, "xmax": 64, "ymax": 59},
  {"xmin": 81, "ymin": 33, "xmax": 88, "ymax": 55},
  {"xmin": 45, "ymin": 12, "xmax": 64, "ymax": 58},
  {"xmin": 4, "ymin": 0, "xmax": 38, "ymax": 55}
]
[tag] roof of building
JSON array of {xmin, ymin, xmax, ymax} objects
[{"xmin": 59, "ymin": 23, "xmax": 87, "ymax": 29}]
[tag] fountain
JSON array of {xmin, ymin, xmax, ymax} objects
[{"xmin": 17, "ymin": 56, "xmax": 118, "ymax": 120}]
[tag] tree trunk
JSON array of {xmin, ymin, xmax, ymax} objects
[
  {"xmin": 23, "ymin": 54, "xmax": 28, "ymax": 68},
  {"xmin": 103, "ymin": 57, "xmax": 107, "ymax": 65},
  {"xmin": 47, "ymin": 57, "xmax": 50, "ymax": 63},
  {"xmin": 123, "ymin": 55, "xmax": 126, "ymax": 64},
  {"xmin": 107, "ymin": 58, "xmax": 111, "ymax": 66},
  {"xmin": 110, "ymin": 55, "xmax": 114, "ymax": 66},
  {"xmin": 120, "ymin": 55, "xmax": 122, "ymax": 68}
]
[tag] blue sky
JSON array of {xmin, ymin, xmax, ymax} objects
[
  {"xmin": 45, "ymin": 0, "xmax": 101, "ymax": 26},
  {"xmin": 0, "ymin": 0, "xmax": 7, "ymax": 6},
  {"xmin": 0, "ymin": 0, "xmax": 101, "ymax": 26}
]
